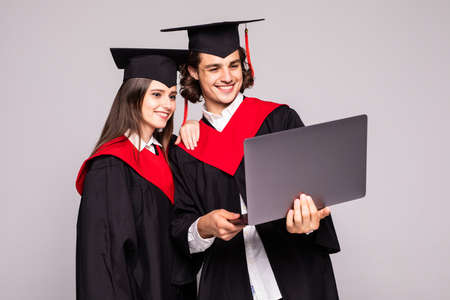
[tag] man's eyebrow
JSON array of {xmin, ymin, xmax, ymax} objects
[
  {"xmin": 229, "ymin": 59, "xmax": 240, "ymax": 65},
  {"xmin": 204, "ymin": 63, "xmax": 222, "ymax": 68}
]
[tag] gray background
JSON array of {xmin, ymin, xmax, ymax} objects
[{"xmin": 1, "ymin": 0, "xmax": 449, "ymax": 299}]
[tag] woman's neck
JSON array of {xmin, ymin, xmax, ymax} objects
[{"xmin": 140, "ymin": 124, "xmax": 155, "ymax": 144}]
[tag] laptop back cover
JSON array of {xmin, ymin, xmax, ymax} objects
[{"xmin": 244, "ymin": 114, "xmax": 367, "ymax": 225}]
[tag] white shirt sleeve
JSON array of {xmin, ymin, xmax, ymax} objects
[{"xmin": 188, "ymin": 218, "xmax": 216, "ymax": 254}]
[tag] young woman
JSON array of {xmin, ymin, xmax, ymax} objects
[{"xmin": 75, "ymin": 48, "xmax": 196, "ymax": 300}]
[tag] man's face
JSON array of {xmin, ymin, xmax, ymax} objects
[{"xmin": 189, "ymin": 50, "xmax": 243, "ymax": 110}]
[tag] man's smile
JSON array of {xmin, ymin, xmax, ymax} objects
[{"xmin": 215, "ymin": 83, "xmax": 235, "ymax": 93}]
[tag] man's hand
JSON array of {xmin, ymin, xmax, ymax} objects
[
  {"xmin": 286, "ymin": 193, "xmax": 330, "ymax": 234},
  {"xmin": 175, "ymin": 120, "xmax": 199, "ymax": 150},
  {"xmin": 197, "ymin": 209, "xmax": 245, "ymax": 241}
]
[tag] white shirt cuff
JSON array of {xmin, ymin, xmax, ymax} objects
[{"xmin": 188, "ymin": 218, "xmax": 216, "ymax": 254}]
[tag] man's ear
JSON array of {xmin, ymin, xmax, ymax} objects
[{"xmin": 188, "ymin": 65, "xmax": 199, "ymax": 80}]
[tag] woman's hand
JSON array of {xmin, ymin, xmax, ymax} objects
[
  {"xmin": 175, "ymin": 120, "xmax": 200, "ymax": 150},
  {"xmin": 286, "ymin": 193, "xmax": 330, "ymax": 234},
  {"xmin": 197, "ymin": 209, "xmax": 245, "ymax": 241}
]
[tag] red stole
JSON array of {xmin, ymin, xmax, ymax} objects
[
  {"xmin": 76, "ymin": 136, "xmax": 174, "ymax": 203},
  {"xmin": 177, "ymin": 97, "xmax": 282, "ymax": 175}
]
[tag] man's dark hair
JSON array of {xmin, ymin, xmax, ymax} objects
[{"xmin": 179, "ymin": 47, "xmax": 254, "ymax": 103}]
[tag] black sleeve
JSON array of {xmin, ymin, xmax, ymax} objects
[
  {"xmin": 261, "ymin": 105, "xmax": 341, "ymax": 254},
  {"xmin": 168, "ymin": 148, "xmax": 204, "ymax": 285},
  {"xmin": 76, "ymin": 157, "xmax": 138, "ymax": 300},
  {"xmin": 263, "ymin": 105, "xmax": 305, "ymax": 132},
  {"xmin": 169, "ymin": 150, "xmax": 201, "ymax": 257}
]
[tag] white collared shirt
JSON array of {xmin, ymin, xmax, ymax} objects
[
  {"xmin": 188, "ymin": 93, "xmax": 282, "ymax": 300},
  {"xmin": 125, "ymin": 130, "xmax": 162, "ymax": 154},
  {"xmin": 201, "ymin": 93, "xmax": 244, "ymax": 132}
]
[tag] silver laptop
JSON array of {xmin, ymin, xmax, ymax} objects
[{"xmin": 243, "ymin": 114, "xmax": 367, "ymax": 225}]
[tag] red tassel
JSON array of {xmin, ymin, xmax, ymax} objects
[
  {"xmin": 244, "ymin": 27, "xmax": 255, "ymax": 77},
  {"xmin": 182, "ymin": 98, "xmax": 188, "ymax": 125}
]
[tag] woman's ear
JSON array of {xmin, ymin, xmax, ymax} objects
[{"xmin": 188, "ymin": 65, "xmax": 199, "ymax": 80}]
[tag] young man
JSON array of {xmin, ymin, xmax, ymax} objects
[{"xmin": 162, "ymin": 20, "xmax": 341, "ymax": 300}]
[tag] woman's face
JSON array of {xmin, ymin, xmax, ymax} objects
[{"xmin": 141, "ymin": 80, "xmax": 177, "ymax": 131}]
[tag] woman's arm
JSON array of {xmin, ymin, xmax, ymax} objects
[
  {"xmin": 175, "ymin": 120, "xmax": 200, "ymax": 150},
  {"xmin": 76, "ymin": 157, "xmax": 137, "ymax": 299}
]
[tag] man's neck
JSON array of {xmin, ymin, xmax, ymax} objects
[{"xmin": 204, "ymin": 98, "xmax": 235, "ymax": 115}]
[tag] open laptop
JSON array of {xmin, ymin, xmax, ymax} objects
[{"xmin": 242, "ymin": 114, "xmax": 367, "ymax": 225}]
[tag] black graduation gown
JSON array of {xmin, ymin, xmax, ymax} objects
[
  {"xmin": 76, "ymin": 149, "xmax": 193, "ymax": 300},
  {"xmin": 169, "ymin": 99, "xmax": 341, "ymax": 300}
]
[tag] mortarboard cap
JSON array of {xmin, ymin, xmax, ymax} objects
[
  {"xmin": 160, "ymin": 19, "xmax": 264, "ymax": 58},
  {"xmin": 110, "ymin": 48, "xmax": 188, "ymax": 87},
  {"xmin": 161, "ymin": 19, "xmax": 264, "ymax": 125}
]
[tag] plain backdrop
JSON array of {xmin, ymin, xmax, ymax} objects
[{"xmin": 1, "ymin": 1, "xmax": 449, "ymax": 299}]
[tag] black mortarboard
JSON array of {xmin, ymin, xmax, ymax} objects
[
  {"xmin": 110, "ymin": 48, "xmax": 188, "ymax": 87},
  {"xmin": 161, "ymin": 19, "xmax": 264, "ymax": 125},
  {"xmin": 161, "ymin": 19, "xmax": 264, "ymax": 58}
]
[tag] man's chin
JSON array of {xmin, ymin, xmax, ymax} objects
[{"xmin": 217, "ymin": 92, "xmax": 239, "ymax": 104}]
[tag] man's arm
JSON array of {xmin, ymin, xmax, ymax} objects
[
  {"xmin": 170, "ymin": 147, "xmax": 244, "ymax": 255},
  {"xmin": 169, "ymin": 148, "xmax": 204, "ymax": 257}
]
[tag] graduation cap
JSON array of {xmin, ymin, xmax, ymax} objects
[
  {"xmin": 161, "ymin": 19, "xmax": 264, "ymax": 124},
  {"xmin": 110, "ymin": 48, "xmax": 188, "ymax": 87},
  {"xmin": 161, "ymin": 19, "xmax": 264, "ymax": 61}
]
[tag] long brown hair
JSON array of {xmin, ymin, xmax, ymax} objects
[
  {"xmin": 91, "ymin": 78, "xmax": 173, "ymax": 157},
  {"xmin": 179, "ymin": 47, "xmax": 254, "ymax": 103}
]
